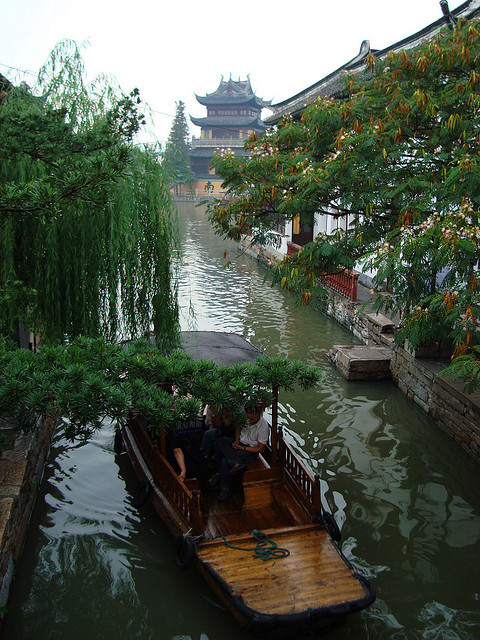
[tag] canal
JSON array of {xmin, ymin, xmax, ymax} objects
[{"xmin": 3, "ymin": 201, "xmax": 480, "ymax": 639}]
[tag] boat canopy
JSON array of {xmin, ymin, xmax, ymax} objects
[{"xmin": 179, "ymin": 331, "xmax": 262, "ymax": 366}]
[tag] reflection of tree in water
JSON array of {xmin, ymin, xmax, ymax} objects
[
  {"xmin": 10, "ymin": 423, "xmax": 151, "ymax": 639},
  {"xmin": 20, "ymin": 533, "xmax": 150, "ymax": 639},
  {"xmin": 6, "ymin": 419, "xmax": 249, "ymax": 640}
]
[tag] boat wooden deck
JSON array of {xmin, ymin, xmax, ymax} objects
[
  {"xmin": 203, "ymin": 497, "xmax": 291, "ymax": 538},
  {"xmin": 201, "ymin": 466, "xmax": 312, "ymax": 538},
  {"xmin": 197, "ymin": 524, "xmax": 368, "ymax": 615}
]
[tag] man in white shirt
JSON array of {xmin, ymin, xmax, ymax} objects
[{"xmin": 211, "ymin": 406, "xmax": 270, "ymax": 501}]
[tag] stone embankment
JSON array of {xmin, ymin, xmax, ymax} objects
[{"xmin": 0, "ymin": 415, "xmax": 56, "ymax": 631}]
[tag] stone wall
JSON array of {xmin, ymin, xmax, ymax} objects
[
  {"xmin": 0, "ymin": 415, "xmax": 56, "ymax": 629},
  {"xmin": 391, "ymin": 348, "xmax": 480, "ymax": 459}
]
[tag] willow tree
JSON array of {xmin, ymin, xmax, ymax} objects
[
  {"xmin": 0, "ymin": 41, "xmax": 178, "ymax": 348},
  {"xmin": 208, "ymin": 18, "xmax": 480, "ymax": 391}
]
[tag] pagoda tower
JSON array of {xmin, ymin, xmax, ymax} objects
[{"xmin": 189, "ymin": 76, "xmax": 271, "ymax": 197}]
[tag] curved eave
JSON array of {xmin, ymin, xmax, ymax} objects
[
  {"xmin": 195, "ymin": 94, "xmax": 270, "ymax": 109},
  {"xmin": 190, "ymin": 115, "xmax": 268, "ymax": 130}
]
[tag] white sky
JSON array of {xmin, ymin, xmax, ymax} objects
[{"xmin": 0, "ymin": 0, "xmax": 464, "ymax": 145}]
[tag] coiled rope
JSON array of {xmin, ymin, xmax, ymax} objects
[{"xmin": 217, "ymin": 529, "xmax": 290, "ymax": 561}]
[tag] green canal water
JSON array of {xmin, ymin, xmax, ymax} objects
[{"xmin": 4, "ymin": 202, "xmax": 480, "ymax": 639}]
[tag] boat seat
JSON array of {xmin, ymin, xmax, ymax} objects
[
  {"xmin": 230, "ymin": 455, "xmax": 271, "ymax": 506},
  {"xmin": 242, "ymin": 467, "xmax": 283, "ymax": 509},
  {"xmin": 230, "ymin": 454, "xmax": 269, "ymax": 479}
]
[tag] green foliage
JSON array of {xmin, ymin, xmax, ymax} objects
[
  {"xmin": 208, "ymin": 18, "xmax": 480, "ymax": 390},
  {"xmin": 0, "ymin": 337, "xmax": 321, "ymax": 436},
  {"xmin": 162, "ymin": 100, "xmax": 193, "ymax": 190},
  {"xmin": 0, "ymin": 40, "xmax": 179, "ymax": 347}
]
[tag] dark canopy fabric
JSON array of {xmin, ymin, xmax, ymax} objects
[{"xmin": 179, "ymin": 331, "xmax": 262, "ymax": 365}]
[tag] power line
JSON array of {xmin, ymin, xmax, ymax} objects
[
  {"xmin": 0, "ymin": 62, "xmax": 37, "ymax": 77},
  {"xmin": 148, "ymin": 107, "xmax": 176, "ymax": 119}
]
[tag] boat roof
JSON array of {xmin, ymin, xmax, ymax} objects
[{"xmin": 180, "ymin": 331, "xmax": 262, "ymax": 365}]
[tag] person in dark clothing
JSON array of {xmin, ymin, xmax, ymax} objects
[
  {"xmin": 166, "ymin": 432, "xmax": 210, "ymax": 493},
  {"xmin": 200, "ymin": 406, "xmax": 235, "ymax": 461}
]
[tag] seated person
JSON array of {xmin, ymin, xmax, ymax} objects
[
  {"xmin": 166, "ymin": 431, "xmax": 210, "ymax": 493},
  {"xmin": 211, "ymin": 406, "xmax": 269, "ymax": 502},
  {"xmin": 200, "ymin": 405, "xmax": 234, "ymax": 460}
]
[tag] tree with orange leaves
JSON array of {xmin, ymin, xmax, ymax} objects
[{"xmin": 208, "ymin": 17, "xmax": 480, "ymax": 390}]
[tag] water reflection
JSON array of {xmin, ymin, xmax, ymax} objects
[{"xmin": 4, "ymin": 202, "xmax": 480, "ymax": 640}]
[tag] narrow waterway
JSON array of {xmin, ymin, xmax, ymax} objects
[{"xmin": 4, "ymin": 201, "xmax": 480, "ymax": 640}]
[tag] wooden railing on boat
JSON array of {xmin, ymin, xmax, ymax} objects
[
  {"xmin": 128, "ymin": 416, "xmax": 202, "ymax": 532},
  {"xmin": 275, "ymin": 427, "xmax": 322, "ymax": 516},
  {"xmin": 156, "ymin": 455, "xmax": 202, "ymax": 532}
]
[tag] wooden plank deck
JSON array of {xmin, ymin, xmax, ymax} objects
[
  {"xmin": 197, "ymin": 525, "xmax": 368, "ymax": 615},
  {"xmin": 201, "ymin": 468, "xmax": 304, "ymax": 538},
  {"xmin": 202, "ymin": 493, "xmax": 293, "ymax": 538}
]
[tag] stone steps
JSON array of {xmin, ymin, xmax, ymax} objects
[{"xmin": 328, "ymin": 345, "xmax": 392, "ymax": 381}]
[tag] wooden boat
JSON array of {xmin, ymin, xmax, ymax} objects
[{"xmin": 118, "ymin": 331, "xmax": 375, "ymax": 638}]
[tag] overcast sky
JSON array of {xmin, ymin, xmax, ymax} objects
[{"xmin": 1, "ymin": 0, "xmax": 465, "ymax": 145}]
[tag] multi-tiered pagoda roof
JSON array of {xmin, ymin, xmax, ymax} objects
[
  {"xmin": 190, "ymin": 76, "xmax": 271, "ymax": 134},
  {"xmin": 189, "ymin": 77, "xmax": 271, "ymax": 187}
]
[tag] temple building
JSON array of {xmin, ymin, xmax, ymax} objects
[{"xmin": 188, "ymin": 76, "xmax": 271, "ymax": 197}]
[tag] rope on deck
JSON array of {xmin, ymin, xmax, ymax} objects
[{"xmin": 214, "ymin": 529, "xmax": 290, "ymax": 561}]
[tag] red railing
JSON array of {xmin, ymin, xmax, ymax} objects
[
  {"xmin": 322, "ymin": 270, "xmax": 359, "ymax": 302},
  {"xmin": 287, "ymin": 241, "xmax": 302, "ymax": 256},
  {"xmin": 286, "ymin": 241, "xmax": 359, "ymax": 301}
]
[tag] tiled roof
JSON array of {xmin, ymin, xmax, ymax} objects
[
  {"xmin": 195, "ymin": 76, "xmax": 272, "ymax": 108},
  {"xmin": 266, "ymin": 0, "xmax": 480, "ymax": 124},
  {"xmin": 195, "ymin": 94, "xmax": 267, "ymax": 108}
]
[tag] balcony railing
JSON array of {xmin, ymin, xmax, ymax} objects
[
  {"xmin": 323, "ymin": 270, "xmax": 359, "ymax": 302},
  {"xmin": 191, "ymin": 138, "xmax": 246, "ymax": 148},
  {"xmin": 287, "ymin": 241, "xmax": 359, "ymax": 302}
]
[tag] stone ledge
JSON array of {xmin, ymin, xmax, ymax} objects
[
  {"xmin": 365, "ymin": 312, "xmax": 396, "ymax": 333},
  {"xmin": 0, "ymin": 415, "xmax": 56, "ymax": 630},
  {"xmin": 328, "ymin": 345, "xmax": 392, "ymax": 380}
]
